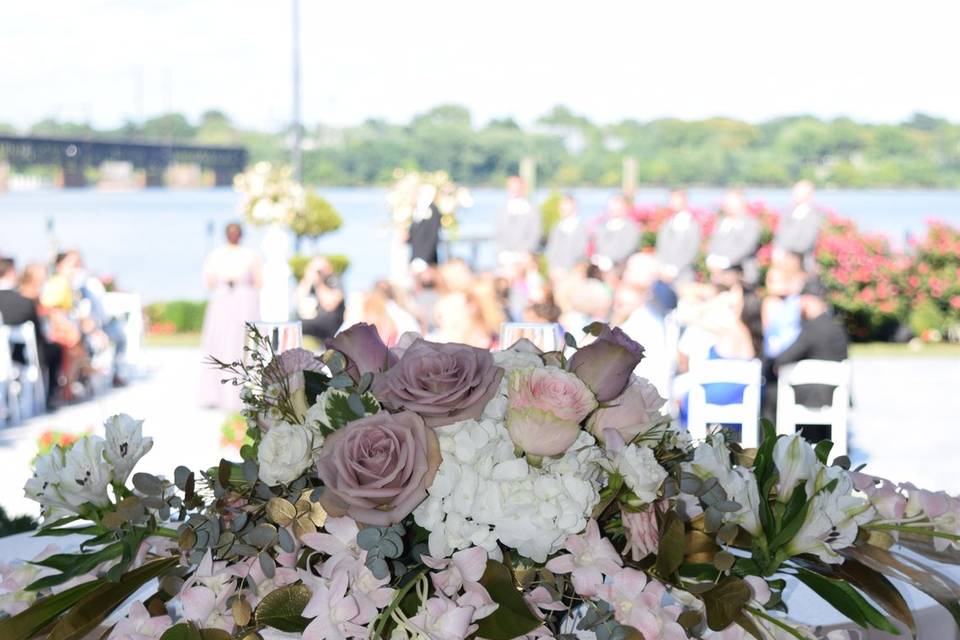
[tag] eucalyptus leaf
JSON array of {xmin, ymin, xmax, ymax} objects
[
  {"xmin": 131, "ymin": 472, "xmax": 164, "ymax": 496},
  {"xmin": 174, "ymin": 466, "xmax": 192, "ymax": 490}
]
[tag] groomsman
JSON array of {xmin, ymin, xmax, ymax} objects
[
  {"xmin": 592, "ymin": 194, "xmax": 641, "ymax": 270},
  {"xmin": 655, "ymin": 189, "xmax": 701, "ymax": 283},
  {"xmin": 775, "ymin": 180, "xmax": 823, "ymax": 269},
  {"xmin": 494, "ymin": 176, "xmax": 541, "ymax": 267},
  {"xmin": 544, "ymin": 194, "xmax": 588, "ymax": 279},
  {"xmin": 706, "ymin": 189, "xmax": 761, "ymax": 283}
]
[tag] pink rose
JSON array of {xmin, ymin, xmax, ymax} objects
[
  {"xmin": 316, "ymin": 411, "xmax": 441, "ymax": 526},
  {"xmin": 327, "ymin": 323, "xmax": 398, "ymax": 383},
  {"xmin": 371, "ymin": 339, "xmax": 504, "ymax": 428},
  {"xmin": 568, "ymin": 326, "xmax": 645, "ymax": 402},
  {"xmin": 506, "ymin": 367, "xmax": 597, "ymax": 457},
  {"xmin": 586, "ymin": 378, "xmax": 666, "ymax": 444},
  {"xmin": 621, "ymin": 501, "xmax": 666, "ymax": 561},
  {"xmin": 264, "ymin": 348, "xmax": 325, "ymax": 391}
]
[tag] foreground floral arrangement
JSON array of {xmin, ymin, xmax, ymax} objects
[{"xmin": 3, "ymin": 324, "xmax": 960, "ymax": 640}]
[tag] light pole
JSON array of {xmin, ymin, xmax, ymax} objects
[{"xmin": 291, "ymin": 0, "xmax": 303, "ymax": 182}]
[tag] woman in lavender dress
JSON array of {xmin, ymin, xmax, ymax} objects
[{"xmin": 198, "ymin": 223, "xmax": 261, "ymax": 409}]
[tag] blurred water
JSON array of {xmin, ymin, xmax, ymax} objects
[{"xmin": 2, "ymin": 186, "xmax": 960, "ymax": 302}]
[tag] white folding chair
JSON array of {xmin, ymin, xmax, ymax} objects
[
  {"xmin": 776, "ymin": 359, "xmax": 851, "ymax": 458},
  {"xmin": 7, "ymin": 321, "xmax": 46, "ymax": 418},
  {"xmin": 101, "ymin": 292, "xmax": 144, "ymax": 372},
  {"xmin": 687, "ymin": 359, "xmax": 762, "ymax": 446},
  {"xmin": 0, "ymin": 325, "xmax": 13, "ymax": 426}
]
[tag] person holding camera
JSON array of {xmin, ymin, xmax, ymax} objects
[{"xmin": 296, "ymin": 256, "xmax": 345, "ymax": 343}]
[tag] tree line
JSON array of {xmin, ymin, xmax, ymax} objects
[{"xmin": 4, "ymin": 105, "xmax": 960, "ymax": 188}]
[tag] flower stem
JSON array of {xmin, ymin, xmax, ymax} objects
[
  {"xmin": 746, "ymin": 605, "xmax": 809, "ymax": 640},
  {"xmin": 372, "ymin": 568, "xmax": 429, "ymax": 639}
]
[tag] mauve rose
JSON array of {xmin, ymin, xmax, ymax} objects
[
  {"xmin": 327, "ymin": 323, "xmax": 398, "ymax": 383},
  {"xmin": 568, "ymin": 326, "xmax": 645, "ymax": 402},
  {"xmin": 371, "ymin": 339, "xmax": 504, "ymax": 428},
  {"xmin": 587, "ymin": 377, "xmax": 667, "ymax": 444},
  {"xmin": 316, "ymin": 411, "xmax": 441, "ymax": 526},
  {"xmin": 621, "ymin": 501, "xmax": 667, "ymax": 561},
  {"xmin": 505, "ymin": 367, "xmax": 597, "ymax": 457}
]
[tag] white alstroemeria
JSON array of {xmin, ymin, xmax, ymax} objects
[
  {"xmin": 617, "ymin": 444, "xmax": 668, "ymax": 504},
  {"xmin": 684, "ymin": 436, "xmax": 733, "ymax": 485},
  {"xmin": 58, "ymin": 436, "xmax": 112, "ymax": 509},
  {"xmin": 786, "ymin": 472, "xmax": 875, "ymax": 563},
  {"xmin": 773, "ymin": 434, "xmax": 817, "ymax": 503},
  {"xmin": 103, "ymin": 414, "xmax": 153, "ymax": 484},
  {"xmin": 725, "ymin": 467, "xmax": 763, "ymax": 536},
  {"xmin": 23, "ymin": 446, "xmax": 73, "ymax": 515},
  {"xmin": 258, "ymin": 422, "xmax": 314, "ymax": 486}
]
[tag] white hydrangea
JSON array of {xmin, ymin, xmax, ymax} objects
[
  {"xmin": 616, "ymin": 444, "xmax": 668, "ymax": 504},
  {"xmin": 414, "ymin": 418, "xmax": 604, "ymax": 563}
]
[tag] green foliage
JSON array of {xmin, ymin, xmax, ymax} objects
[
  {"xmin": 145, "ymin": 300, "xmax": 207, "ymax": 333},
  {"xmin": 909, "ymin": 298, "xmax": 947, "ymax": 337},
  {"xmin": 539, "ymin": 190, "xmax": 564, "ymax": 236},
  {"xmin": 0, "ymin": 506, "xmax": 37, "ymax": 537},
  {"xmin": 20, "ymin": 107, "xmax": 960, "ymax": 187},
  {"xmin": 290, "ymin": 192, "xmax": 343, "ymax": 241},
  {"xmin": 288, "ymin": 253, "xmax": 350, "ymax": 280}
]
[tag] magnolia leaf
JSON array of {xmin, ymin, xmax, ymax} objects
[
  {"xmin": 476, "ymin": 560, "xmax": 542, "ymax": 640},
  {"xmin": 47, "ymin": 557, "xmax": 179, "ymax": 640},
  {"xmin": 794, "ymin": 567, "xmax": 899, "ymax": 633},
  {"xmin": 159, "ymin": 623, "xmax": 202, "ymax": 640},
  {"xmin": 832, "ymin": 558, "xmax": 916, "ymax": 637},
  {"xmin": 702, "ymin": 576, "xmax": 752, "ymax": 631},
  {"xmin": 254, "ymin": 583, "xmax": 311, "ymax": 632},
  {"xmin": 265, "ymin": 497, "xmax": 297, "ymax": 527},
  {"xmin": 200, "ymin": 630, "xmax": 231, "ymax": 640},
  {"xmin": 656, "ymin": 510, "xmax": 685, "ymax": 578},
  {"xmin": 304, "ymin": 369, "xmax": 328, "ymax": 404},
  {"xmin": 814, "ymin": 440, "xmax": 833, "ymax": 464}
]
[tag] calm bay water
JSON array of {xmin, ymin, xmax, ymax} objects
[{"xmin": 2, "ymin": 186, "xmax": 960, "ymax": 302}]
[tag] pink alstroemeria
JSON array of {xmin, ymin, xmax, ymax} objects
[
  {"xmin": 597, "ymin": 568, "xmax": 686, "ymax": 640},
  {"xmin": 408, "ymin": 593, "xmax": 477, "ymax": 640},
  {"xmin": 524, "ymin": 585, "xmax": 567, "ymax": 620},
  {"xmin": 179, "ymin": 550, "xmax": 236, "ymax": 631},
  {"xmin": 544, "ymin": 520, "xmax": 622, "ymax": 597},
  {"xmin": 301, "ymin": 516, "xmax": 362, "ymax": 577},
  {"xmin": 302, "ymin": 572, "xmax": 367, "ymax": 640},
  {"xmin": 421, "ymin": 546, "xmax": 488, "ymax": 596},
  {"xmin": 109, "ymin": 600, "xmax": 172, "ymax": 640},
  {"xmin": 350, "ymin": 563, "xmax": 395, "ymax": 624}
]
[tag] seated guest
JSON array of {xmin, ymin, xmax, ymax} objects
[
  {"xmin": 761, "ymin": 253, "xmax": 806, "ymax": 358},
  {"xmin": 655, "ymin": 189, "xmax": 701, "ymax": 284},
  {"xmin": 706, "ymin": 190, "xmax": 761, "ymax": 284},
  {"xmin": 295, "ymin": 256, "xmax": 345, "ymax": 344},
  {"xmin": 0, "ymin": 258, "xmax": 62, "ymax": 409},
  {"xmin": 544, "ymin": 194, "xmax": 588, "ymax": 281},
  {"xmin": 765, "ymin": 276, "xmax": 849, "ymax": 441},
  {"xmin": 592, "ymin": 195, "xmax": 641, "ymax": 269}
]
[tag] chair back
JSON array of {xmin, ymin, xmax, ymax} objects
[
  {"xmin": 7, "ymin": 321, "xmax": 45, "ymax": 417},
  {"xmin": 102, "ymin": 292, "xmax": 144, "ymax": 368},
  {"xmin": 687, "ymin": 358, "xmax": 762, "ymax": 446},
  {"xmin": 0, "ymin": 325, "xmax": 12, "ymax": 382},
  {"xmin": 776, "ymin": 359, "xmax": 851, "ymax": 458}
]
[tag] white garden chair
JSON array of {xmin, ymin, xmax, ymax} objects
[
  {"xmin": 7, "ymin": 321, "xmax": 46, "ymax": 418},
  {"xmin": 776, "ymin": 359, "xmax": 851, "ymax": 458},
  {"xmin": 0, "ymin": 325, "xmax": 13, "ymax": 426},
  {"xmin": 687, "ymin": 358, "xmax": 762, "ymax": 446},
  {"xmin": 102, "ymin": 292, "xmax": 144, "ymax": 373}
]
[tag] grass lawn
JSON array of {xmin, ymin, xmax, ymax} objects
[
  {"xmin": 144, "ymin": 332, "xmax": 202, "ymax": 348},
  {"xmin": 849, "ymin": 341, "xmax": 960, "ymax": 358}
]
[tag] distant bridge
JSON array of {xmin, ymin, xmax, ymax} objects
[{"xmin": 0, "ymin": 134, "xmax": 247, "ymax": 187}]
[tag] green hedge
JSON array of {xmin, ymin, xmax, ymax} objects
[
  {"xmin": 289, "ymin": 253, "xmax": 351, "ymax": 280},
  {"xmin": 145, "ymin": 300, "xmax": 207, "ymax": 333}
]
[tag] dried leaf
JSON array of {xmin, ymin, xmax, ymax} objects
[
  {"xmin": 233, "ymin": 598, "xmax": 252, "ymax": 627},
  {"xmin": 265, "ymin": 498, "xmax": 296, "ymax": 527}
]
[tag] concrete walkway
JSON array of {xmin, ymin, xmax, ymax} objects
[{"xmin": 0, "ymin": 350, "xmax": 957, "ymax": 520}]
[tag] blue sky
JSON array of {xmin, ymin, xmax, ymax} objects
[{"xmin": 2, "ymin": 0, "xmax": 959, "ymax": 130}]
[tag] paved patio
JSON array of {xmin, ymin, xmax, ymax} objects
[{"xmin": 0, "ymin": 349, "xmax": 957, "ymax": 521}]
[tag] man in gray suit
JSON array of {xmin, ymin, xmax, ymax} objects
[
  {"xmin": 495, "ymin": 176, "xmax": 541, "ymax": 267},
  {"xmin": 706, "ymin": 189, "xmax": 761, "ymax": 283},
  {"xmin": 775, "ymin": 180, "xmax": 823, "ymax": 269},
  {"xmin": 544, "ymin": 194, "xmax": 588, "ymax": 279},
  {"xmin": 655, "ymin": 189, "xmax": 701, "ymax": 283},
  {"xmin": 592, "ymin": 194, "xmax": 641, "ymax": 269}
]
